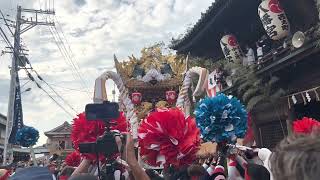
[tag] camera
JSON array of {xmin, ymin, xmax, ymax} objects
[
  {"xmin": 79, "ymin": 101, "xmax": 123, "ymax": 157},
  {"xmin": 79, "ymin": 101, "xmax": 128, "ymax": 180}
]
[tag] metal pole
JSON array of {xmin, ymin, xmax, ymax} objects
[
  {"xmin": 286, "ymin": 107, "xmax": 296, "ymax": 136},
  {"xmin": 3, "ymin": 6, "xmax": 22, "ymax": 166},
  {"xmin": 30, "ymin": 146, "xmax": 38, "ymax": 166}
]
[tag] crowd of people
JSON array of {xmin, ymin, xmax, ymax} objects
[
  {"xmin": 241, "ymin": 33, "xmax": 295, "ymax": 68},
  {"xmin": 0, "ymin": 127, "xmax": 319, "ymax": 180},
  {"xmin": 243, "ymin": 35, "xmax": 274, "ymax": 67}
]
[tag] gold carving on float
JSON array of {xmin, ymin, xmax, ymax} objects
[
  {"xmin": 114, "ymin": 44, "xmax": 187, "ymax": 120},
  {"xmin": 114, "ymin": 45, "xmax": 187, "ymax": 85},
  {"xmin": 155, "ymin": 101, "xmax": 169, "ymax": 109},
  {"xmin": 136, "ymin": 102, "xmax": 153, "ymax": 120}
]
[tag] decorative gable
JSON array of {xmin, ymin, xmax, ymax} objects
[{"xmin": 44, "ymin": 121, "xmax": 72, "ymax": 137}]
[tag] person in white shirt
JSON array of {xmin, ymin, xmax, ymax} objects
[
  {"xmin": 256, "ymin": 42, "xmax": 263, "ymax": 62},
  {"xmin": 245, "ymin": 45, "xmax": 256, "ymax": 66}
]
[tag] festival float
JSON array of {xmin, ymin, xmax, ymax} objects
[
  {"xmin": 70, "ymin": 44, "xmax": 249, "ymax": 177},
  {"xmin": 92, "ymin": 45, "xmax": 210, "ymax": 138}
]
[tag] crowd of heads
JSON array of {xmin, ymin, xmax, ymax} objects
[
  {"xmin": 0, "ymin": 118, "xmax": 318, "ymax": 180},
  {"xmin": 0, "ymin": 129, "xmax": 318, "ymax": 180}
]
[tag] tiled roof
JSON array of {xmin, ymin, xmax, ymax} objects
[
  {"xmin": 0, "ymin": 113, "xmax": 6, "ymax": 120},
  {"xmin": 171, "ymin": 0, "xmax": 230, "ymax": 49},
  {"xmin": 44, "ymin": 121, "xmax": 72, "ymax": 136}
]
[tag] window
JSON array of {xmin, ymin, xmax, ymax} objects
[
  {"xmin": 0, "ymin": 129, "xmax": 5, "ymax": 139},
  {"xmin": 65, "ymin": 140, "xmax": 73, "ymax": 150},
  {"xmin": 58, "ymin": 141, "xmax": 65, "ymax": 150}
]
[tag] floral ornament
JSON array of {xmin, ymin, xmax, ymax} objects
[
  {"xmin": 65, "ymin": 151, "xmax": 81, "ymax": 167},
  {"xmin": 71, "ymin": 112, "xmax": 105, "ymax": 161},
  {"xmin": 138, "ymin": 108, "xmax": 200, "ymax": 168},
  {"xmin": 110, "ymin": 112, "xmax": 129, "ymax": 133},
  {"xmin": 15, "ymin": 126, "xmax": 39, "ymax": 147},
  {"xmin": 195, "ymin": 93, "xmax": 247, "ymax": 143},
  {"xmin": 293, "ymin": 117, "xmax": 320, "ymax": 134},
  {"xmin": 71, "ymin": 112, "xmax": 128, "ymax": 161}
]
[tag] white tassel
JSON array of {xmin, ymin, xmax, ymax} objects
[
  {"xmin": 306, "ymin": 92, "xmax": 311, "ymax": 102},
  {"xmin": 291, "ymin": 95, "xmax": 297, "ymax": 104}
]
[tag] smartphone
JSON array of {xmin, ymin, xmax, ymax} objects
[
  {"xmin": 79, "ymin": 142, "xmax": 97, "ymax": 153},
  {"xmin": 85, "ymin": 102, "xmax": 120, "ymax": 121}
]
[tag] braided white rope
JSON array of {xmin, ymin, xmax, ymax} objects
[
  {"xmin": 176, "ymin": 67, "xmax": 208, "ymax": 117},
  {"xmin": 94, "ymin": 71, "xmax": 139, "ymax": 139}
]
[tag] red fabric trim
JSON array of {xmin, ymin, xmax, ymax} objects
[
  {"xmin": 59, "ymin": 175, "xmax": 69, "ymax": 180},
  {"xmin": 213, "ymin": 166, "xmax": 225, "ymax": 174},
  {"xmin": 229, "ymin": 161, "xmax": 237, "ymax": 167},
  {"xmin": 0, "ymin": 170, "xmax": 11, "ymax": 180},
  {"xmin": 243, "ymin": 113, "xmax": 254, "ymax": 145}
]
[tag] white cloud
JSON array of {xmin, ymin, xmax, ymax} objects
[{"xmin": 0, "ymin": 0, "xmax": 214, "ymax": 145}]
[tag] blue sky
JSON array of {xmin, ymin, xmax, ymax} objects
[{"xmin": 0, "ymin": 0, "xmax": 214, "ymax": 145}]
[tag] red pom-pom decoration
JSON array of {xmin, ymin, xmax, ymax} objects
[
  {"xmin": 71, "ymin": 113, "xmax": 105, "ymax": 161},
  {"xmin": 138, "ymin": 108, "xmax": 200, "ymax": 167},
  {"xmin": 65, "ymin": 151, "xmax": 81, "ymax": 167},
  {"xmin": 71, "ymin": 112, "xmax": 128, "ymax": 161},
  {"xmin": 110, "ymin": 112, "xmax": 128, "ymax": 133},
  {"xmin": 293, "ymin": 117, "xmax": 320, "ymax": 134}
]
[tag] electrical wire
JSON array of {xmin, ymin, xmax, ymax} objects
[
  {"xmin": 54, "ymin": 16, "xmax": 96, "ymax": 80},
  {"xmin": 51, "ymin": 25, "xmax": 92, "ymax": 94},
  {"xmin": 18, "ymin": 53, "xmax": 79, "ymax": 115},
  {"xmin": 0, "ymin": 27, "xmax": 8, "ymax": 44},
  {"xmin": 46, "ymin": 83, "xmax": 94, "ymax": 93},
  {"xmin": 48, "ymin": 27, "xmax": 91, "ymax": 99},
  {"xmin": 31, "ymin": 69, "xmax": 79, "ymax": 114},
  {"xmin": 0, "ymin": 25, "xmax": 75, "ymax": 118},
  {"xmin": 20, "ymin": 80, "xmax": 31, "ymax": 88},
  {"xmin": 34, "ymin": 81, "xmax": 75, "ymax": 118},
  {"xmin": 0, "ymin": 10, "xmax": 14, "ymax": 36},
  {"xmin": 1, "ymin": 8, "xmax": 83, "ymax": 117}
]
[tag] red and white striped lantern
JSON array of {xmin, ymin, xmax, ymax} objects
[
  {"xmin": 166, "ymin": 91, "xmax": 177, "ymax": 104},
  {"xmin": 258, "ymin": 0, "xmax": 290, "ymax": 40},
  {"xmin": 207, "ymin": 70, "xmax": 222, "ymax": 97},
  {"xmin": 131, "ymin": 92, "xmax": 142, "ymax": 105}
]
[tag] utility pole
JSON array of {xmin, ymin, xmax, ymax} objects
[{"xmin": 3, "ymin": 5, "xmax": 54, "ymax": 165}]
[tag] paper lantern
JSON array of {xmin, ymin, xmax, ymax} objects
[
  {"xmin": 258, "ymin": 0, "xmax": 290, "ymax": 40},
  {"xmin": 220, "ymin": 35, "xmax": 243, "ymax": 63},
  {"xmin": 166, "ymin": 90, "xmax": 177, "ymax": 104},
  {"xmin": 132, "ymin": 92, "xmax": 142, "ymax": 105}
]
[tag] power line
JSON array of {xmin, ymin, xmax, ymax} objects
[
  {"xmin": 0, "ymin": 25, "xmax": 75, "ymax": 118},
  {"xmin": 20, "ymin": 80, "xmax": 31, "ymax": 88},
  {"xmin": 48, "ymin": 27, "xmax": 91, "ymax": 99},
  {"xmin": 51, "ymin": 25, "xmax": 92, "ymax": 94},
  {"xmin": 13, "ymin": 45, "xmax": 80, "ymax": 115},
  {"xmin": 1, "ymin": 8, "xmax": 78, "ymax": 117},
  {"xmin": 0, "ymin": 10, "xmax": 14, "ymax": 36},
  {"xmin": 33, "ymin": 81, "xmax": 74, "ymax": 117},
  {"xmin": 47, "ymin": 83, "xmax": 94, "ymax": 93},
  {"xmin": 31, "ymin": 69, "xmax": 79, "ymax": 114},
  {"xmin": 54, "ymin": 16, "xmax": 96, "ymax": 80},
  {"xmin": 1, "ymin": 44, "xmax": 74, "ymax": 118}
]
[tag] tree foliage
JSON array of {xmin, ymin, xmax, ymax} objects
[{"xmin": 188, "ymin": 57, "xmax": 285, "ymax": 111}]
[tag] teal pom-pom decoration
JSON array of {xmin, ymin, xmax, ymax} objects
[
  {"xmin": 15, "ymin": 126, "xmax": 39, "ymax": 147},
  {"xmin": 195, "ymin": 94, "xmax": 247, "ymax": 143}
]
